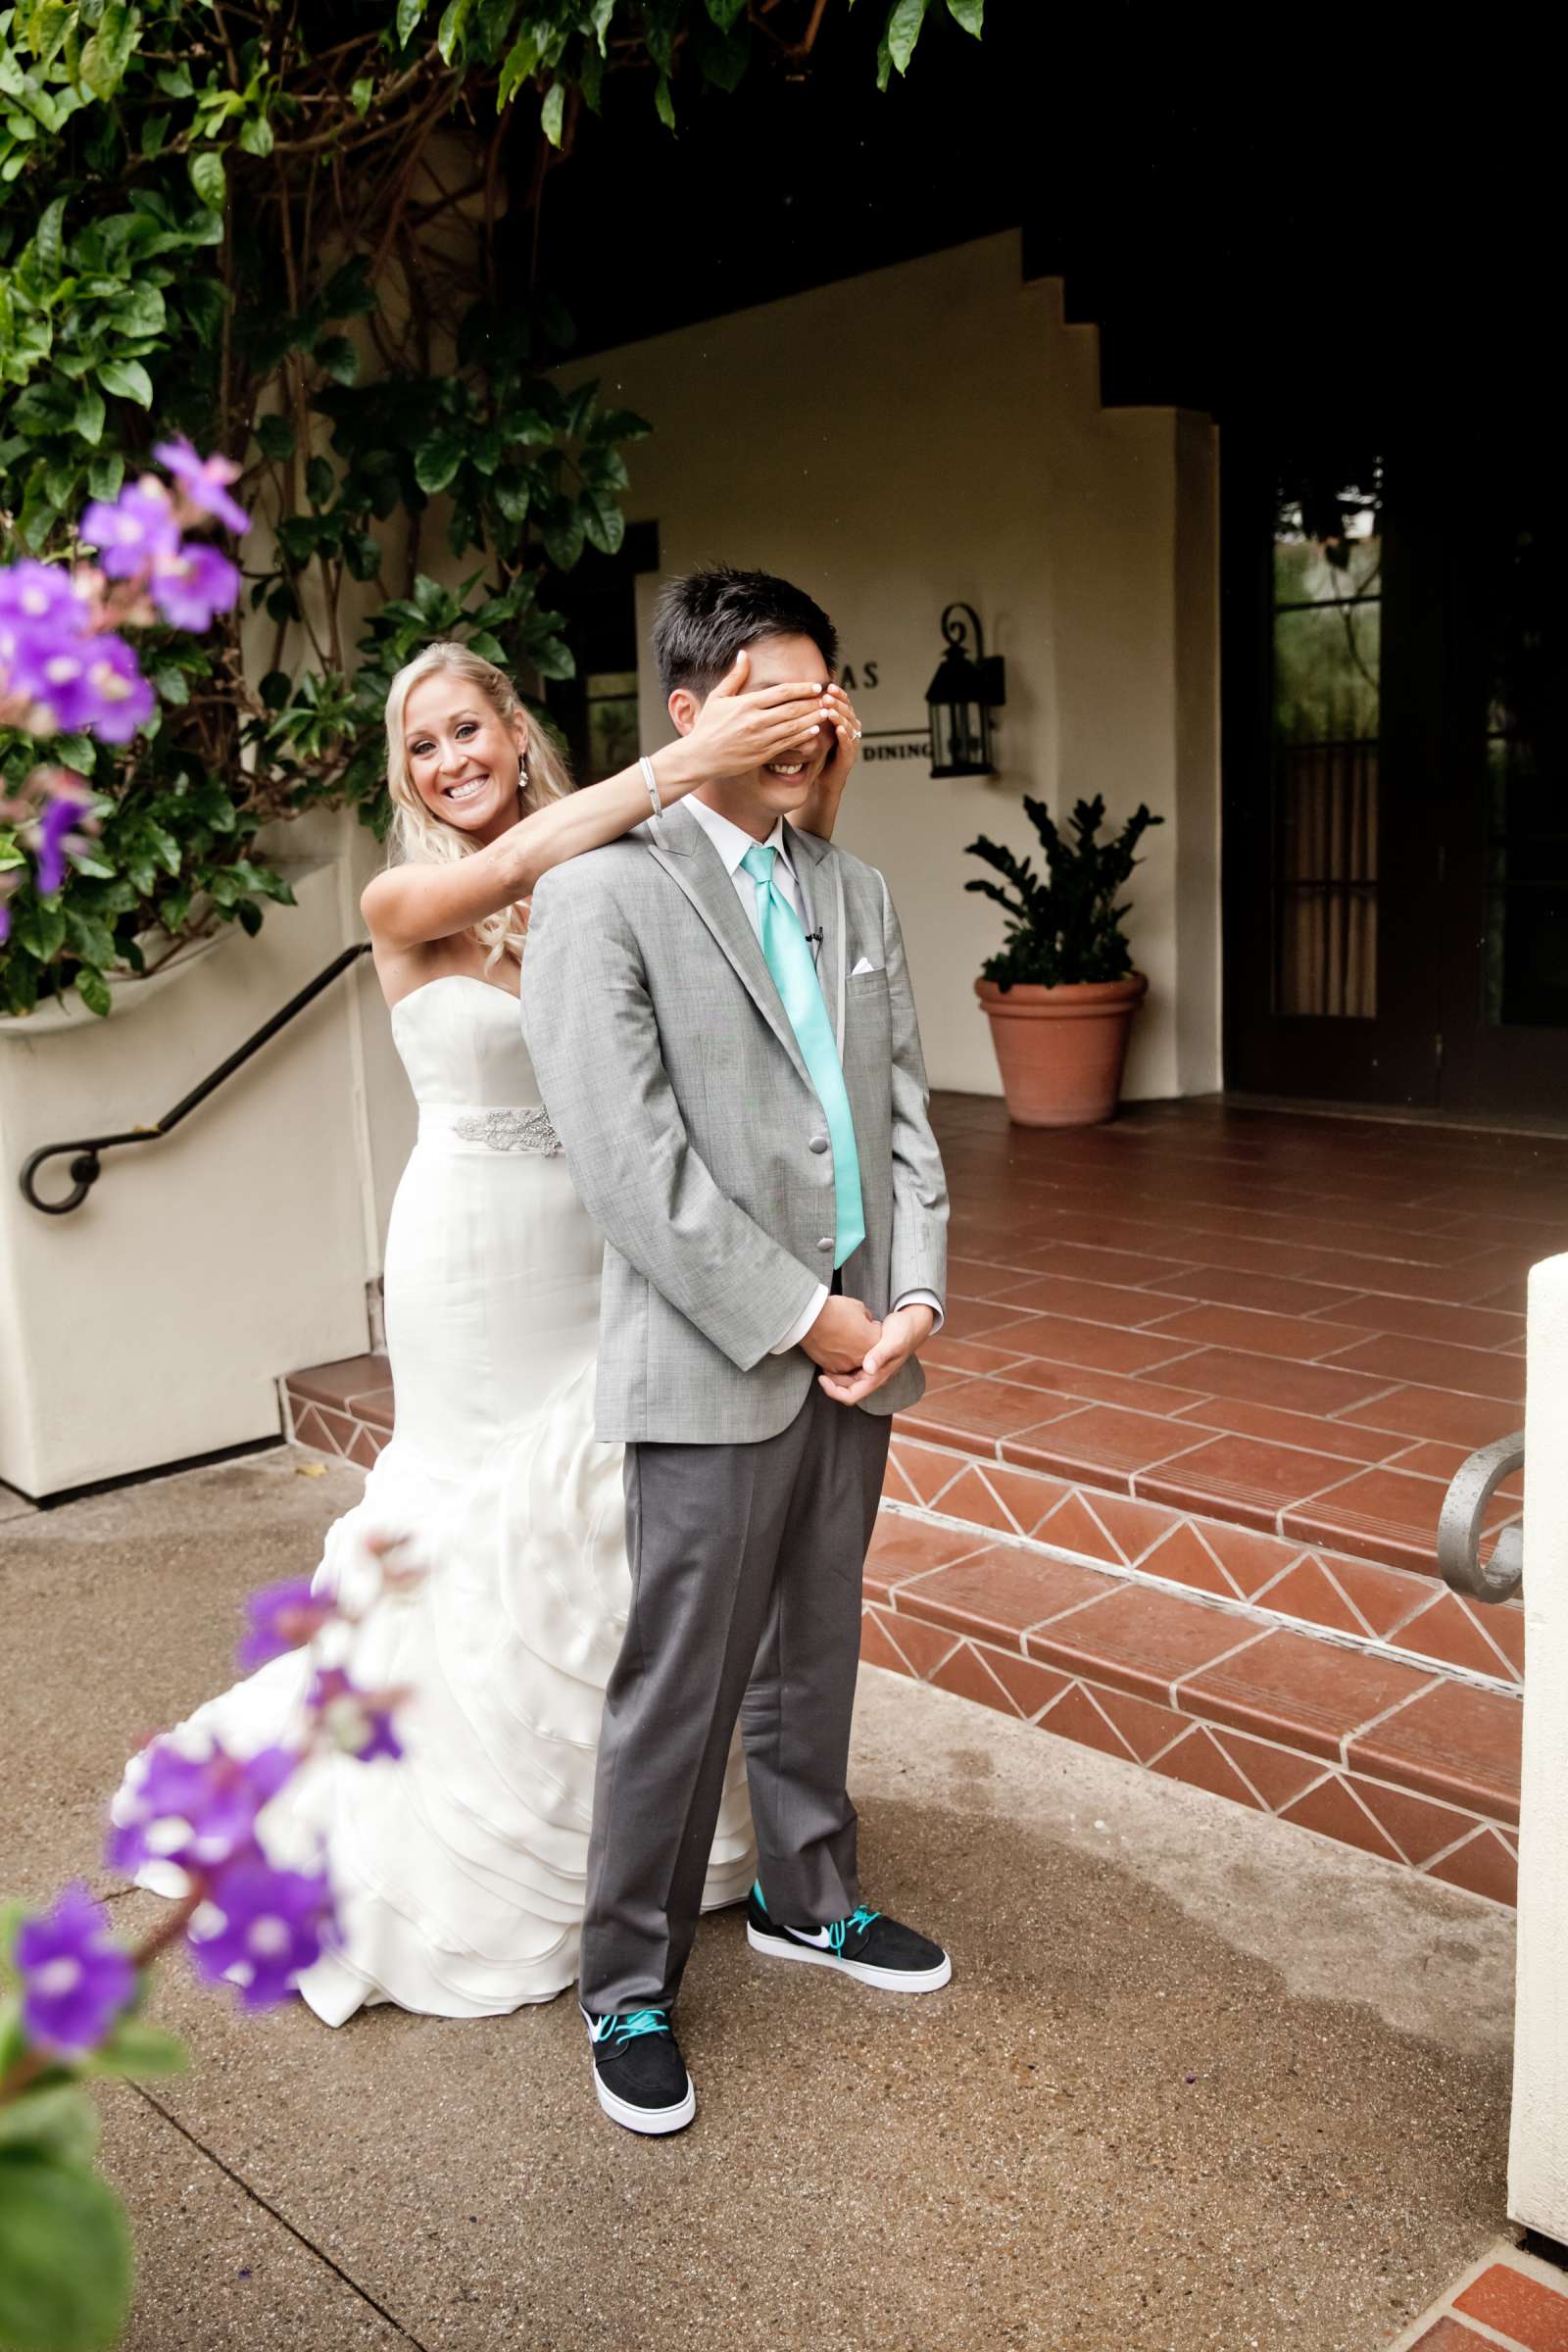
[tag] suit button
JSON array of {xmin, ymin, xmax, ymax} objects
[
  {"xmin": 816, "ymin": 1237, "xmax": 833, "ymax": 1251},
  {"xmin": 808, "ymin": 1135, "xmax": 830, "ymax": 1154}
]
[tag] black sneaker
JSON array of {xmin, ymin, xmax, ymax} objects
[
  {"xmin": 580, "ymin": 2004, "xmax": 695, "ymax": 2135},
  {"xmin": 746, "ymin": 1882, "xmax": 952, "ymax": 1993}
]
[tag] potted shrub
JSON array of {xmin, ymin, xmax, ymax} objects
[{"xmin": 965, "ymin": 794, "xmax": 1164, "ymax": 1127}]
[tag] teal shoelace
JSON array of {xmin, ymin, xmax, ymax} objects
[
  {"xmin": 592, "ymin": 2007, "xmax": 669, "ymax": 2050},
  {"xmin": 827, "ymin": 1903, "xmax": 881, "ymax": 1954}
]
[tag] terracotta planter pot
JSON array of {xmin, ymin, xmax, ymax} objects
[{"xmin": 975, "ymin": 973, "xmax": 1149, "ymax": 1128}]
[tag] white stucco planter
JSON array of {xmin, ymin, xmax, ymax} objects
[
  {"xmin": 0, "ymin": 856, "xmax": 385, "ymax": 1499},
  {"xmin": 0, "ymin": 925, "xmax": 228, "ymax": 1039}
]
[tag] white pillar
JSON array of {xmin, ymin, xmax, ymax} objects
[{"xmin": 1509, "ymin": 1250, "xmax": 1568, "ymax": 2237}]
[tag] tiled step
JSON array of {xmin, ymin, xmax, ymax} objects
[
  {"xmin": 282, "ymin": 1350, "xmax": 1523, "ymax": 1906},
  {"xmin": 867, "ymin": 1455, "xmax": 1521, "ymax": 1909},
  {"xmin": 283, "ymin": 1353, "xmax": 392, "ymax": 1467}
]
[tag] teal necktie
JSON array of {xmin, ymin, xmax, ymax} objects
[{"xmin": 740, "ymin": 842, "xmax": 865, "ymax": 1268}]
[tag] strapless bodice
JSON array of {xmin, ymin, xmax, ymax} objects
[
  {"xmin": 390, "ymin": 974, "xmax": 538, "ymax": 1109},
  {"xmin": 390, "ymin": 975, "xmax": 559, "ymax": 1154}
]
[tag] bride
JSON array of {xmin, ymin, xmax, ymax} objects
[{"xmin": 119, "ymin": 636, "xmax": 861, "ymax": 2024}]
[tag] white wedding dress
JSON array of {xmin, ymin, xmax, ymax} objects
[{"xmin": 118, "ymin": 975, "xmax": 755, "ymax": 2024}]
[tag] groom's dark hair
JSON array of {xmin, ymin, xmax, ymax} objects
[{"xmin": 653, "ymin": 564, "xmax": 839, "ymax": 699}]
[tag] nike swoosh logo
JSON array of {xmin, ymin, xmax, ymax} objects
[{"xmin": 786, "ymin": 1926, "xmax": 836, "ymax": 1948}]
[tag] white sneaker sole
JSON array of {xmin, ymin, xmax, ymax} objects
[
  {"xmin": 746, "ymin": 1923, "xmax": 953, "ymax": 1993},
  {"xmin": 591, "ymin": 2069, "xmax": 696, "ymax": 2136}
]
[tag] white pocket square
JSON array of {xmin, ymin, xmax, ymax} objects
[{"xmin": 850, "ymin": 956, "xmax": 881, "ymax": 977}]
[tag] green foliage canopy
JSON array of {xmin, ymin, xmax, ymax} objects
[{"xmin": 0, "ymin": 0, "xmax": 982, "ymax": 1014}]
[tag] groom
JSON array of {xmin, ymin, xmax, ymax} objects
[{"xmin": 523, "ymin": 565, "xmax": 950, "ymax": 2136}]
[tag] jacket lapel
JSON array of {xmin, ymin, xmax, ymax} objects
[
  {"xmin": 643, "ymin": 802, "xmax": 811, "ymax": 1088},
  {"xmin": 789, "ymin": 823, "xmax": 847, "ymax": 1054}
]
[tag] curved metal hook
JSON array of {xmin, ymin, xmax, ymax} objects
[
  {"xmin": 20, "ymin": 1144, "xmax": 104, "ymax": 1216},
  {"xmin": 940, "ymin": 601, "xmax": 985, "ymax": 658},
  {"xmin": 1437, "ymin": 1432, "xmax": 1526, "ymax": 1603}
]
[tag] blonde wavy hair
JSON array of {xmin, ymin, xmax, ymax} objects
[{"xmin": 383, "ymin": 641, "xmax": 573, "ymax": 967}]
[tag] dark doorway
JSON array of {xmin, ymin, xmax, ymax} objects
[
  {"xmin": 1224, "ymin": 412, "xmax": 1566, "ymax": 1119},
  {"xmin": 543, "ymin": 520, "xmax": 660, "ymax": 786}
]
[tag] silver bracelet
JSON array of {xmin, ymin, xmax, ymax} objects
[{"xmin": 638, "ymin": 755, "xmax": 662, "ymax": 819}]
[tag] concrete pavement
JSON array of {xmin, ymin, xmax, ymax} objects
[{"xmin": 1, "ymin": 1453, "xmax": 1518, "ymax": 2350}]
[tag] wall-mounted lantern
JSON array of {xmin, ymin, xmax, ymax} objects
[{"xmin": 925, "ymin": 603, "xmax": 1005, "ymax": 778}]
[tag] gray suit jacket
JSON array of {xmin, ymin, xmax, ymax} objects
[{"xmin": 521, "ymin": 799, "xmax": 949, "ymax": 1445}]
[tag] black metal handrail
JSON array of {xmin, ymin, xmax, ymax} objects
[
  {"xmin": 1437, "ymin": 1431, "xmax": 1526, "ymax": 1604},
  {"xmin": 19, "ymin": 941, "xmax": 372, "ymax": 1216}
]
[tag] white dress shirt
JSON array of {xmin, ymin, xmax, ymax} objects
[{"xmin": 683, "ymin": 794, "xmax": 942, "ymax": 1355}]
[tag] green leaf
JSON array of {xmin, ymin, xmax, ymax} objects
[
  {"xmin": 86, "ymin": 451, "xmax": 123, "ymax": 500},
  {"xmin": 705, "ymin": 0, "xmax": 750, "ymax": 25},
  {"xmin": 188, "ymin": 148, "xmax": 226, "ymax": 209},
  {"xmin": 96, "ymin": 356, "xmax": 151, "ymax": 407},
  {"xmin": 581, "ymin": 489, "xmax": 624, "ymax": 556},
  {"xmin": 255, "ymin": 413, "xmax": 295, "ymax": 462},
  {"xmin": 435, "ymin": 0, "xmax": 471, "ymax": 63},
  {"xmin": 498, "ymin": 29, "xmax": 540, "ymax": 106},
  {"xmin": 541, "ymin": 512, "xmax": 583, "ymax": 569},
  {"xmin": 11, "ymin": 901, "xmax": 67, "ymax": 958},
  {"xmin": 139, "ymin": 111, "xmax": 171, "ymax": 157},
  {"xmin": 653, "ymin": 73, "xmax": 675, "ymax": 130},
  {"xmin": 350, "ymin": 75, "xmax": 374, "ymax": 116},
  {"xmin": 305, "ymin": 455, "xmax": 334, "ymax": 508},
  {"xmin": 0, "ymin": 2153, "xmax": 134, "ymax": 2349},
  {"xmin": 77, "ymin": 1, "xmax": 136, "ymax": 100},
  {"xmin": 65, "ymin": 907, "xmax": 118, "ymax": 968},
  {"xmin": 344, "ymin": 531, "xmax": 382, "ymax": 581},
  {"xmin": 491, "ymin": 470, "xmax": 530, "ymax": 524},
  {"xmin": 885, "ymin": 0, "xmax": 930, "ymax": 73},
  {"xmin": 87, "ymin": 2019, "xmax": 188, "ymax": 2080},
  {"xmin": 540, "ymin": 79, "xmax": 564, "ymax": 145},
  {"xmin": 238, "ymin": 114, "xmax": 273, "ymax": 157},
  {"xmin": 395, "ymin": 0, "xmax": 427, "ymax": 44},
  {"xmin": 74, "ymin": 966, "xmax": 113, "ymax": 1016},
  {"xmin": 945, "ymin": 0, "xmax": 983, "ymax": 28},
  {"xmin": 151, "ymin": 661, "xmax": 189, "ymax": 706},
  {"xmin": 529, "ymin": 634, "xmax": 575, "ymax": 681},
  {"xmin": 155, "ymin": 62, "xmax": 193, "ymax": 97},
  {"xmin": 70, "ymin": 383, "xmax": 105, "ymax": 442},
  {"xmin": 414, "ymin": 432, "xmax": 463, "ymax": 494},
  {"xmin": 0, "ymin": 2088, "xmax": 99, "ymax": 2169},
  {"xmin": 465, "ymin": 629, "xmax": 506, "ymax": 662},
  {"xmin": 314, "ymin": 334, "xmax": 358, "ymax": 385},
  {"xmin": 34, "ymin": 193, "xmax": 65, "ymax": 279},
  {"xmin": 52, "ymin": 733, "xmax": 95, "ymax": 774}
]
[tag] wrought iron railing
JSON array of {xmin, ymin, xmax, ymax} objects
[
  {"xmin": 18, "ymin": 942, "xmax": 372, "ymax": 1217},
  {"xmin": 1438, "ymin": 1432, "xmax": 1526, "ymax": 1604}
]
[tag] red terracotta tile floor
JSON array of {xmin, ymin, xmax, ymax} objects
[
  {"xmin": 1390, "ymin": 2244, "xmax": 1568, "ymax": 2351},
  {"xmin": 282, "ymin": 1095, "xmax": 1549, "ymax": 1907}
]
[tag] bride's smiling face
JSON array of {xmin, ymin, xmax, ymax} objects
[{"xmin": 403, "ymin": 672, "xmax": 526, "ymax": 844}]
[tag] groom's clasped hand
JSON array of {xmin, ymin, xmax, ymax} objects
[{"xmin": 801, "ymin": 1294, "xmax": 938, "ymax": 1407}]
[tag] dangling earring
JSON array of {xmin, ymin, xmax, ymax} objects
[{"xmin": 516, "ymin": 754, "xmax": 528, "ymax": 802}]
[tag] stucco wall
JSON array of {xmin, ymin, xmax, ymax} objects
[{"xmin": 578, "ymin": 233, "xmax": 1219, "ymax": 1101}]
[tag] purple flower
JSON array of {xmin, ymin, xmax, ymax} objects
[
  {"xmin": 15, "ymin": 1882, "xmax": 136, "ymax": 2060},
  {"xmin": 1, "ymin": 619, "xmax": 152, "ymax": 743},
  {"xmin": 309, "ymin": 1666, "xmax": 405, "ymax": 1763},
  {"xmin": 154, "ymin": 439, "xmax": 251, "ymax": 536},
  {"xmin": 188, "ymin": 1859, "xmax": 336, "ymax": 2007},
  {"xmin": 0, "ymin": 896, "xmax": 12, "ymax": 946},
  {"xmin": 34, "ymin": 795, "xmax": 81, "ymax": 897},
  {"xmin": 79, "ymin": 635, "xmax": 156, "ymax": 744},
  {"xmin": 237, "ymin": 1577, "xmax": 333, "ymax": 1672},
  {"xmin": 0, "ymin": 560, "xmax": 84, "ymax": 628},
  {"xmin": 150, "ymin": 541, "xmax": 241, "ymax": 631},
  {"xmin": 78, "ymin": 484, "xmax": 180, "ymax": 579},
  {"xmin": 107, "ymin": 1736, "xmax": 297, "ymax": 1878}
]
